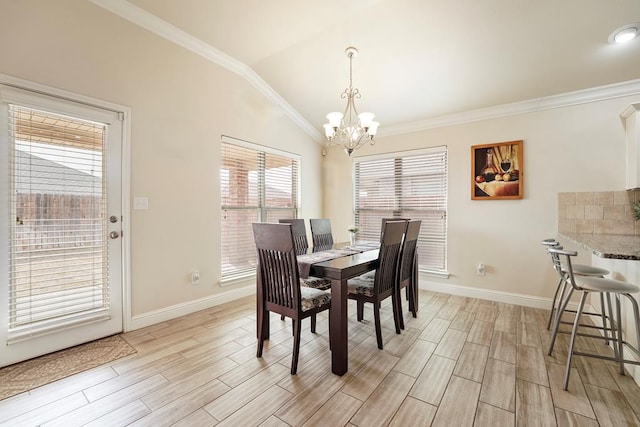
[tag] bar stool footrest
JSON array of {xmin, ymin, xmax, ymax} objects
[
  {"xmin": 573, "ymin": 351, "xmax": 640, "ymax": 366},
  {"xmin": 556, "ymin": 322, "xmax": 614, "ymax": 334},
  {"xmin": 558, "ymin": 320, "xmax": 612, "ymax": 329}
]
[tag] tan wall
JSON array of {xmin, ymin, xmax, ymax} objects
[
  {"xmin": 0, "ymin": 1, "xmax": 323, "ymax": 318},
  {"xmin": 324, "ymin": 96, "xmax": 638, "ymax": 299},
  {"xmin": 2, "ymin": 1, "xmax": 640, "ymax": 321}
]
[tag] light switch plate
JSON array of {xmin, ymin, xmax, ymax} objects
[{"xmin": 133, "ymin": 197, "xmax": 149, "ymax": 210}]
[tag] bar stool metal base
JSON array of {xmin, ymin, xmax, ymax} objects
[
  {"xmin": 545, "ymin": 246, "xmax": 640, "ymax": 391},
  {"xmin": 564, "ymin": 290, "xmax": 640, "ymax": 390}
]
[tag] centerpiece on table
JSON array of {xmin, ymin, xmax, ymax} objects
[{"xmin": 347, "ymin": 225, "xmax": 359, "ymax": 246}]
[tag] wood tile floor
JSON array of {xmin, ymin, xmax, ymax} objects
[{"xmin": 2, "ymin": 290, "xmax": 640, "ymax": 426}]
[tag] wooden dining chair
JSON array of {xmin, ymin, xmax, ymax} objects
[
  {"xmin": 310, "ymin": 218, "xmax": 334, "ymax": 247},
  {"xmin": 396, "ymin": 219, "xmax": 421, "ymax": 330},
  {"xmin": 372, "ymin": 218, "xmax": 417, "ymax": 329},
  {"xmin": 253, "ymin": 222, "xmax": 332, "ymax": 374},
  {"xmin": 347, "ymin": 220, "xmax": 405, "ymax": 349}
]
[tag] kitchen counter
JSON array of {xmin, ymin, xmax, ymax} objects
[{"xmin": 559, "ymin": 233, "xmax": 640, "ymax": 261}]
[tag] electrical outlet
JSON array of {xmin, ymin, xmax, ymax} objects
[
  {"xmin": 191, "ymin": 270, "xmax": 200, "ymax": 285},
  {"xmin": 476, "ymin": 263, "xmax": 485, "ymax": 276}
]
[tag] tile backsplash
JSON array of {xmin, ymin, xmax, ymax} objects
[{"xmin": 558, "ymin": 190, "xmax": 640, "ymax": 235}]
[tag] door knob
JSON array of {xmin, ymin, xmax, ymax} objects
[
  {"xmin": 109, "ymin": 215, "xmax": 119, "ymax": 223},
  {"xmin": 109, "ymin": 231, "xmax": 120, "ymax": 239}
]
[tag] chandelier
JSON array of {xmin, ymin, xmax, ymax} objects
[{"xmin": 323, "ymin": 47, "xmax": 379, "ymax": 156}]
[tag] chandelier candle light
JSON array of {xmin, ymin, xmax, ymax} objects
[{"xmin": 323, "ymin": 47, "xmax": 379, "ymax": 156}]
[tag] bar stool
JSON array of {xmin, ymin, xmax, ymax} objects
[
  {"xmin": 547, "ymin": 247, "xmax": 640, "ymax": 390},
  {"xmin": 545, "ymin": 242, "xmax": 612, "ymax": 354},
  {"xmin": 542, "ymin": 239, "xmax": 610, "ymax": 332}
]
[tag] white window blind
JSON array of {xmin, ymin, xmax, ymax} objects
[
  {"xmin": 354, "ymin": 147, "xmax": 448, "ymax": 273},
  {"xmin": 220, "ymin": 137, "xmax": 299, "ymax": 282},
  {"xmin": 8, "ymin": 105, "xmax": 109, "ymax": 342}
]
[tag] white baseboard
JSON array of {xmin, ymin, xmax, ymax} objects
[
  {"xmin": 419, "ymin": 277, "xmax": 580, "ymax": 311},
  {"xmin": 128, "ymin": 285, "xmax": 255, "ymax": 331}
]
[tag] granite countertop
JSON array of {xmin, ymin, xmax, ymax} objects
[{"xmin": 559, "ymin": 233, "xmax": 640, "ymax": 260}]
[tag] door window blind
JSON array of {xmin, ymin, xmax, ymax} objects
[
  {"xmin": 8, "ymin": 105, "xmax": 109, "ymax": 342},
  {"xmin": 354, "ymin": 147, "xmax": 448, "ymax": 273},
  {"xmin": 220, "ymin": 137, "xmax": 299, "ymax": 282}
]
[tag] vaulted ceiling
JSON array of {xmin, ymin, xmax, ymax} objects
[{"xmin": 99, "ymin": 0, "xmax": 640, "ymax": 139}]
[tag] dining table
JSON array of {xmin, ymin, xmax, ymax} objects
[
  {"xmin": 257, "ymin": 242, "xmax": 380, "ymax": 376},
  {"xmin": 308, "ymin": 247, "xmax": 380, "ymax": 375}
]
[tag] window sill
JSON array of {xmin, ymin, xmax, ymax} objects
[
  {"xmin": 419, "ymin": 269, "xmax": 450, "ymax": 279},
  {"xmin": 220, "ymin": 273, "xmax": 256, "ymax": 287}
]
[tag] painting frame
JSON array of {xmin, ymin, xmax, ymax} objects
[{"xmin": 471, "ymin": 140, "xmax": 523, "ymax": 200}]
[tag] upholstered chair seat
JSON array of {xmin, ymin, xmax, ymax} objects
[
  {"xmin": 347, "ymin": 274, "xmax": 375, "ymax": 297},
  {"xmin": 301, "ymin": 276, "xmax": 332, "ymax": 289},
  {"xmin": 300, "ymin": 286, "xmax": 331, "ymax": 311}
]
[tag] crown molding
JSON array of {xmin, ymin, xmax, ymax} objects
[
  {"xmin": 89, "ymin": 1, "xmax": 640, "ymax": 144},
  {"xmin": 89, "ymin": 0, "xmax": 323, "ymax": 143},
  {"xmin": 380, "ymin": 79, "xmax": 640, "ymax": 137}
]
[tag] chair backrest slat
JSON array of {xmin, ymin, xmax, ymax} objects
[
  {"xmin": 374, "ymin": 220, "xmax": 405, "ymax": 295},
  {"xmin": 310, "ymin": 218, "xmax": 334, "ymax": 247},
  {"xmin": 400, "ymin": 220, "xmax": 422, "ymax": 282},
  {"xmin": 380, "ymin": 217, "xmax": 410, "ymax": 242},
  {"xmin": 279, "ymin": 219, "xmax": 309, "ymax": 255}
]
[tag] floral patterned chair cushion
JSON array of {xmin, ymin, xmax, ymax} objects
[
  {"xmin": 300, "ymin": 285, "xmax": 331, "ymax": 311},
  {"xmin": 347, "ymin": 272, "xmax": 376, "ymax": 297},
  {"xmin": 301, "ymin": 276, "xmax": 331, "ymax": 289}
]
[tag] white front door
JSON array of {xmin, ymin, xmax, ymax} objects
[{"xmin": 0, "ymin": 85, "xmax": 123, "ymax": 367}]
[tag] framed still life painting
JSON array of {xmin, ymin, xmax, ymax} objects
[{"xmin": 471, "ymin": 140, "xmax": 523, "ymax": 200}]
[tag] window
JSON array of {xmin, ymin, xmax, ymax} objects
[
  {"xmin": 354, "ymin": 147, "xmax": 448, "ymax": 274},
  {"xmin": 220, "ymin": 137, "xmax": 299, "ymax": 282},
  {"xmin": 5, "ymin": 104, "xmax": 110, "ymax": 341}
]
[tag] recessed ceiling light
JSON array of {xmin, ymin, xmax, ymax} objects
[{"xmin": 608, "ymin": 23, "xmax": 640, "ymax": 44}]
